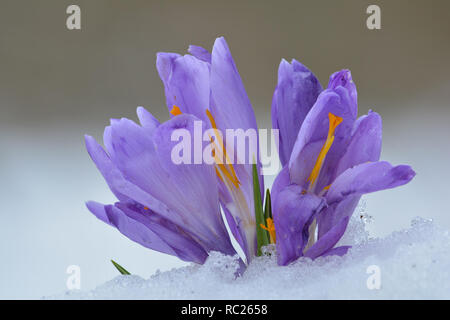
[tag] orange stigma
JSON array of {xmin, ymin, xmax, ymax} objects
[
  {"xmin": 307, "ymin": 113, "xmax": 343, "ymax": 191},
  {"xmin": 206, "ymin": 109, "xmax": 240, "ymax": 188},
  {"xmin": 260, "ymin": 218, "xmax": 276, "ymax": 244},
  {"xmin": 170, "ymin": 105, "xmax": 182, "ymax": 116}
]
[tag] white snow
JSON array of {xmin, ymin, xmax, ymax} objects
[{"xmin": 49, "ymin": 215, "xmax": 450, "ymax": 299}]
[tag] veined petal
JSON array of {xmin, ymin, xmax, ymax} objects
[
  {"xmin": 207, "ymin": 37, "xmax": 263, "ymax": 258},
  {"xmin": 152, "ymin": 114, "xmax": 234, "ymax": 254},
  {"xmin": 156, "ymin": 52, "xmax": 210, "ymax": 124},
  {"xmin": 272, "ymin": 59, "xmax": 322, "ymax": 166},
  {"xmin": 270, "ymin": 165, "xmax": 291, "ymax": 212},
  {"xmin": 86, "ymin": 200, "xmax": 113, "ymax": 226},
  {"xmin": 221, "ymin": 204, "xmax": 249, "ymax": 260},
  {"xmin": 305, "ymin": 216, "xmax": 350, "ymax": 260},
  {"xmin": 106, "ymin": 114, "xmax": 233, "ymax": 254},
  {"xmin": 335, "ymin": 110, "xmax": 382, "ymax": 178},
  {"xmin": 136, "ymin": 106, "xmax": 160, "ymax": 133},
  {"xmin": 188, "ymin": 45, "xmax": 211, "ymax": 63},
  {"xmin": 321, "ymin": 245, "xmax": 351, "ymax": 258},
  {"xmin": 326, "ymin": 161, "xmax": 416, "ymax": 205},
  {"xmin": 106, "ymin": 203, "xmax": 208, "ymax": 264},
  {"xmin": 85, "ymin": 134, "xmax": 182, "ymax": 226},
  {"xmin": 289, "ymin": 76, "xmax": 357, "ymax": 191},
  {"xmin": 273, "ymin": 185, "xmax": 326, "ymax": 265},
  {"xmin": 318, "ymin": 195, "xmax": 360, "ymax": 239},
  {"xmin": 318, "ymin": 161, "xmax": 415, "ymax": 237},
  {"xmin": 327, "ymin": 69, "xmax": 357, "ymax": 117},
  {"xmin": 106, "ymin": 117, "xmax": 176, "ymax": 208},
  {"xmin": 209, "ymin": 37, "xmax": 262, "ymax": 187},
  {"xmin": 209, "ymin": 37, "xmax": 258, "ymax": 134}
]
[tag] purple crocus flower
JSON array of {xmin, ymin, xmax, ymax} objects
[
  {"xmin": 85, "ymin": 37, "xmax": 262, "ymax": 265},
  {"xmin": 271, "ymin": 62, "xmax": 415, "ymax": 265},
  {"xmin": 156, "ymin": 37, "xmax": 263, "ymax": 262},
  {"xmin": 85, "ymin": 109, "xmax": 236, "ymax": 264}
]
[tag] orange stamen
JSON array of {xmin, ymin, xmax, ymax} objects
[
  {"xmin": 307, "ymin": 113, "xmax": 343, "ymax": 191},
  {"xmin": 260, "ymin": 218, "xmax": 276, "ymax": 243},
  {"xmin": 170, "ymin": 105, "xmax": 182, "ymax": 116},
  {"xmin": 205, "ymin": 109, "xmax": 240, "ymax": 188}
]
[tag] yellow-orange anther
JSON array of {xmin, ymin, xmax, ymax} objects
[
  {"xmin": 205, "ymin": 109, "xmax": 240, "ymax": 188},
  {"xmin": 307, "ymin": 113, "xmax": 343, "ymax": 191},
  {"xmin": 170, "ymin": 105, "xmax": 182, "ymax": 116},
  {"xmin": 260, "ymin": 218, "xmax": 276, "ymax": 244}
]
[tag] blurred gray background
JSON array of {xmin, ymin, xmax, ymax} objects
[{"xmin": 1, "ymin": 0, "xmax": 449, "ymax": 298}]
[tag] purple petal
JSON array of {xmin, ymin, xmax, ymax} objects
[
  {"xmin": 152, "ymin": 114, "xmax": 234, "ymax": 254},
  {"xmin": 272, "ymin": 59, "xmax": 322, "ymax": 166},
  {"xmin": 318, "ymin": 161, "xmax": 415, "ymax": 237},
  {"xmin": 326, "ymin": 161, "xmax": 416, "ymax": 204},
  {"xmin": 86, "ymin": 201, "xmax": 113, "ymax": 226},
  {"xmin": 289, "ymin": 73, "xmax": 357, "ymax": 190},
  {"xmin": 273, "ymin": 185, "xmax": 326, "ymax": 265},
  {"xmin": 318, "ymin": 195, "xmax": 360, "ymax": 239},
  {"xmin": 105, "ymin": 118, "xmax": 176, "ymax": 208},
  {"xmin": 106, "ymin": 203, "xmax": 208, "ymax": 264},
  {"xmin": 327, "ymin": 70, "xmax": 357, "ymax": 115},
  {"xmin": 305, "ymin": 216, "xmax": 349, "ymax": 260},
  {"xmin": 208, "ymin": 37, "xmax": 263, "ymax": 252},
  {"xmin": 156, "ymin": 52, "xmax": 180, "ymax": 83},
  {"xmin": 156, "ymin": 52, "xmax": 210, "ymax": 124},
  {"xmin": 106, "ymin": 114, "xmax": 234, "ymax": 254},
  {"xmin": 335, "ymin": 110, "xmax": 382, "ymax": 177},
  {"xmin": 209, "ymin": 37, "xmax": 258, "ymax": 134},
  {"xmin": 321, "ymin": 245, "xmax": 351, "ymax": 258},
  {"xmin": 188, "ymin": 45, "xmax": 211, "ymax": 63},
  {"xmin": 270, "ymin": 165, "xmax": 290, "ymax": 212},
  {"xmin": 221, "ymin": 204, "xmax": 248, "ymax": 260},
  {"xmin": 136, "ymin": 107, "xmax": 160, "ymax": 133},
  {"xmin": 85, "ymin": 134, "xmax": 181, "ymax": 225}
]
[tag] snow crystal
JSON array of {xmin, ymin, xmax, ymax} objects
[{"xmin": 49, "ymin": 217, "xmax": 450, "ymax": 299}]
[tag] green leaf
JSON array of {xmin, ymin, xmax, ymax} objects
[
  {"xmin": 111, "ymin": 259, "xmax": 131, "ymax": 275},
  {"xmin": 252, "ymin": 163, "xmax": 269, "ymax": 256},
  {"xmin": 263, "ymin": 188, "xmax": 272, "ymax": 221}
]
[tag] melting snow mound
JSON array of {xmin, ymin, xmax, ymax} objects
[{"xmin": 52, "ymin": 217, "xmax": 450, "ymax": 299}]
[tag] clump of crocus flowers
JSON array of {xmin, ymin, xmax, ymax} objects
[{"xmin": 85, "ymin": 37, "xmax": 415, "ymax": 269}]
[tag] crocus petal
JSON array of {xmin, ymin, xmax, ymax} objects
[
  {"xmin": 85, "ymin": 134, "xmax": 181, "ymax": 225},
  {"xmin": 321, "ymin": 245, "xmax": 351, "ymax": 258},
  {"xmin": 209, "ymin": 37, "xmax": 262, "ymax": 181},
  {"xmin": 326, "ymin": 161, "xmax": 416, "ymax": 204},
  {"xmin": 305, "ymin": 216, "xmax": 349, "ymax": 260},
  {"xmin": 209, "ymin": 37, "xmax": 258, "ymax": 134},
  {"xmin": 273, "ymin": 185, "xmax": 326, "ymax": 265},
  {"xmin": 270, "ymin": 165, "xmax": 290, "ymax": 212},
  {"xmin": 318, "ymin": 161, "xmax": 416, "ymax": 237},
  {"xmin": 156, "ymin": 52, "xmax": 210, "ymax": 124},
  {"xmin": 221, "ymin": 204, "xmax": 248, "ymax": 260},
  {"xmin": 136, "ymin": 106, "xmax": 160, "ymax": 133},
  {"xmin": 152, "ymin": 114, "xmax": 234, "ymax": 254},
  {"xmin": 272, "ymin": 59, "xmax": 322, "ymax": 166},
  {"xmin": 206, "ymin": 37, "xmax": 263, "ymax": 259},
  {"xmin": 188, "ymin": 45, "xmax": 211, "ymax": 63},
  {"xmin": 327, "ymin": 70, "xmax": 357, "ymax": 116},
  {"xmin": 318, "ymin": 195, "xmax": 359, "ymax": 239},
  {"xmin": 334, "ymin": 110, "xmax": 382, "ymax": 177},
  {"xmin": 105, "ymin": 118, "xmax": 177, "ymax": 209},
  {"xmin": 107, "ymin": 114, "xmax": 233, "ymax": 254},
  {"xmin": 86, "ymin": 200, "xmax": 113, "ymax": 226},
  {"xmin": 289, "ymin": 71, "xmax": 357, "ymax": 190},
  {"xmin": 105, "ymin": 203, "xmax": 208, "ymax": 264}
]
